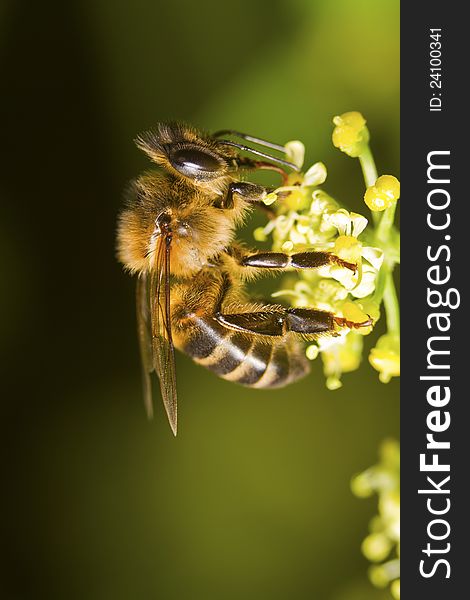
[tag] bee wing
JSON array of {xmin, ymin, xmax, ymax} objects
[
  {"xmin": 149, "ymin": 235, "xmax": 178, "ymax": 435},
  {"xmin": 136, "ymin": 272, "xmax": 154, "ymax": 419}
]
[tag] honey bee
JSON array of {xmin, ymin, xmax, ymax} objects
[{"xmin": 117, "ymin": 122, "xmax": 370, "ymax": 435}]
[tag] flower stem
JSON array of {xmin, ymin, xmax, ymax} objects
[
  {"xmin": 376, "ymin": 201, "xmax": 397, "ymax": 245},
  {"xmin": 383, "ymin": 271, "xmax": 400, "ymax": 334},
  {"xmin": 359, "ymin": 146, "xmax": 379, "ymax": 225},
  {"xmin": 373, "ymin": 265, "xmax": 387, "ymax": 305},
  {"xmin": 359, "ymin": 145, "xmax": 378, "ymax": 188}
]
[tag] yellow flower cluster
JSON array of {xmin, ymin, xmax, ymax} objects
[
  {"xmin": 255, "ymin": 112, "xmax": 400, "ymax": 391},
  {"xmin": 258, "ymin": 152, "xmax": 382, "ymax": 387},
  {"xmin": 351, "ymin": 439, "xmax": 400, "ymax": 599}
]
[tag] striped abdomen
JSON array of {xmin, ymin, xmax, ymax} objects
[{"xmin": 182, "ymin": 317, "xmax": 310, "ymax": 388}]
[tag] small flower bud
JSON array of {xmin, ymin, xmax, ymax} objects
[
  {"xmin": 281, "ymin": 240, "xmax": 294, "ymax": 252},
  {"xmin": 332, "ymin": 111, "xmax": 370, "ymax": 157},
  {"xmin": 263, "ymin": 192, "xmax": 278, "ymax": 206},
  {"xmin": 362, "ymin": 533, "xmax": 392, "ymax": 562},
  {"xmin": 253, "ymin": 227, "xmax": 267, "ymax": 242},
  {"xmin": 306, "ymin": 345, "xmax": 319, "ymax": 360},
  {"xmin": 364, "ymin": 175, "xmax": 400, "ymax": 212},
  {"xmin": 377, "ymin": 175, "xmax": 400, "ymax": 200},
  {"xmin": 369, "ymin": 333, "xmax": 400, "ymax": 383},
  {"xmin": 391, "ymin": 579, "xmax": 400, "ymax": 600},
  {"xmin": 379, "ymin": 438, "xmax": 400, "ymax": 469},
  {"xmin": 351, "ymin": 471, "xmax": 374, "ymax": 498},
  {"xmin": 326, "ymin": 376, "xmax": 342, "ymax": 390},
  {"xmin": 368, "ymin": 565, "xmax": 390, "ymax": 589}
]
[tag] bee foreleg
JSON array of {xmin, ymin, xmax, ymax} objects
[
  {"xmin": 217, "ymin": 181, "xmax": 272, "ymax": 209},
  {"xmin": 241, "ymin": 251, "xmax": 357, "ymax": 272}
]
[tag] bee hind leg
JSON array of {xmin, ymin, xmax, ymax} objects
[{"xmin": 215, "ymin": 306, "xmax": 370, "ymax": 338}]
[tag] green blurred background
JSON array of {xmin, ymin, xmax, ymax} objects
[{"xmin": 1, "ymin": 0, "xmax": 399, "ymax": 598}]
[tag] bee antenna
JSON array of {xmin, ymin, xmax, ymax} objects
[
  {"xmin": 217, "ymin": 139, "xmax": 300, "ymax": 172},
  {"xmin": 212, "ymin": 130, "xmax": 286, "ymax": 153}
]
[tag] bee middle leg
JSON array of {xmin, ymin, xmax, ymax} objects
[{"xmin": 241, "ymin": 250, "xmax": 357, "ymax": 273}]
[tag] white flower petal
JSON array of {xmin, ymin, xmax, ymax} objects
[
  {"xmin": 317, "ymin": 265, "xmax": 333, "ymax": 278},
  {"xmin": 285, "ymin": 140, "xmax": 305, "ymax": 169},
  {"xmin": 274, "ymin": 214, "xmax": 296, "ymax": 237},
  {"xmin": 296, "ymin": 220, "xmax": 312, "ymax": 235},
  {"xmin": 351, "ymin": 270, "xmax": 377, "ymax": 298},
  {"xmin": 362, "ymin": 246, "xmax": 384, "ymax": 270},
  {"xmin": 350, "ymin": 212, "xmax": 368, "ymax": 237},
  {"xmin": 289, "ymin": 229, "xmax": 307, "ymax": 245},
  {"xmin": 262, "ymin": 219, "xmax": 277, "ymax": 235},
  {"xmin": 318, "ymin": 331, "xmax": 348, "ymax": 351},
  {"xmin": 294, "ymin": 281, "xmax": 314, "ymax": 294},
  {"xmin": 326, "ymin": 209, "xmax": 351, "ymax": 236},
  {"xmin": 310, "ymin": 190, "xmax": 338, "ymax": 215},
  {"xmin": 330, "ymin": 266, "xmax": 357, "ymax": 290},
  {"xmin": 318, "ymin": 217, "xmax": 337, "ymax": 237},
  {"xmin": 303, "ymin": 162, "xmax": 327, "ymax": 186}
]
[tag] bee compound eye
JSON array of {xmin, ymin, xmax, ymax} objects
[{"xmin": 170, "ymin": 147, "xmax": 223, "ymax": 174}]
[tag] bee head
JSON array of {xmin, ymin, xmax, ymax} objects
[{"xmin": 135, "ymin": 122, "xmax": 236, "ymax": 182}]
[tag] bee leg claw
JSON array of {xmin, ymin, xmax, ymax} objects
[
  {"xmin": 334, "ymin": 315, "xmax": 373, "ymax": 329},
  {"xmin": 331, "ymin": 257, "xmax": 357, "ymax": 273}
]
